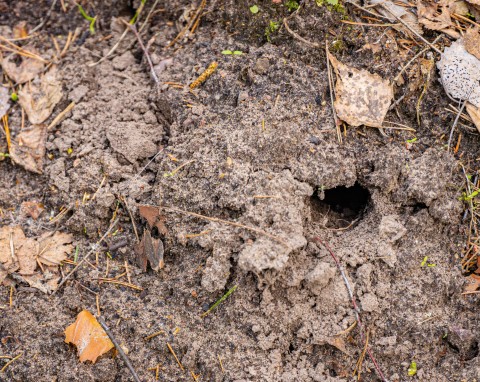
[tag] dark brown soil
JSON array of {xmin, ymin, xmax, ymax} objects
[{"xmin": 1, "ymin": 1, "xmax": 480, "ymax": 381}]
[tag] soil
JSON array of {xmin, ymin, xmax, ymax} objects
[{"xmin": 1, "ymin": 1, "xmax": 480, "ymax": 381}]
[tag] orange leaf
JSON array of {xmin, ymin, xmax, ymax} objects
[{"xmin": 65, "ymin": 310, "xmax": 114, "ymax": 363}]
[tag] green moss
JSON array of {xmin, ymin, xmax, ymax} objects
[{"xmin": 265, "ymin": 20, "xmax": 280, "ymax": 42}]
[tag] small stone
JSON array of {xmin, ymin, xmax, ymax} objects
[{"xmin": 254, "ymin": 57, "xmax": 270, "ymax": 75}]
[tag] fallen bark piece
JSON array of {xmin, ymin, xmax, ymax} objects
[
  {"xmin": 9, "ymin": 124, "xmax": 47, "ymax": 174},
  {"xmin": 18, "ymin": 66, "xmax": 63, "ymax": 124},
  {"xmin": 328, "ymin": 52, "xmax": 393, "ymax": 128},
  {"xmin": 65, "ymin": 310, "xmax": 114, "ymax": 363},
  {"xmin": 437, "ymin": 39, "xmax": 480, "ymax": 107},
  {"xmin": 1, "ymin": 50, "xmax": 44, "ymax": 84}
]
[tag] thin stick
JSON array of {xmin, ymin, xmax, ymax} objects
[
  {"xmin": 312, "ymin": 238, "xmax": 389, "ymax": 382},
  {"xmin": 47, "ymin": 102, "xmax": 75, "ymax": 131},
  {"xmin": 121, "ymin": 20, "xmax": 159, "ymax": 85},
  {"xmin": 325, "ymin": 43, "xmax": 342, "ymax": 143},
  {"xmin": 30, "ymin": 0, "xmax": 58, "ymax": 33},
  {"xmin": 98, "ymin": 317, "xmax": 141, "ymax": 382},
  {"xmin": 394, "ymin": 35, "xmax": 442, "ymax": 83},
  {"xmin": 167, "ymin": 0, "xmax": 206, "ymax": 48},
  {"xmin": 167, "ymin": 342, "xmax": 185, "ymax": 371},
  {"xmin": 283, "ymin": 18, "xmax": 321, "ymax": 48},
  {"xmin": 448, "ymin": 99, "xmax": 472, "ymax": 152},
  {"xmin": 154, "ymin": 205, "xmax": 290, "ymax": 248},
  {"xmin": 53, "ymin": 218, "xmax": 119, "ymax": 294},
  {"xmin": 377, "ymin": 5, "xmax": 442, "ymax": 54},
  {"xmin": 0, "ymin": 352, "xmax": 22, "ymax": 373},
  {"xmin": 118, "ymin": 195, "xmax": 140, "ymax": 243}
]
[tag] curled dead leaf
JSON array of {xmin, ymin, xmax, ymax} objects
[
  {"xmin": 134, "ymin": 229, "xmax": 164, "ymax": 272},
  {"xmin": 466, "ymin": 103, "xmax": 480, "ymax": 133},
  {"xmin": 328, "ymin": 52, "xmax": 393, "ymax": 128},
  {"xmin": 138, "ymin": 204, "xmax": 168, "ymax": 236},
  {"xmin": 18, "ymin": 66, "xmax": 63, "ymax": 124},
  {"xmin": 9, "ymin": 124, "xmax": 47, "ymax": 174},
  {"xmin": 20, "ymin": 200, "xmax": 45, "ymax": 220},
  {"xmin": 1, "ymin": 50, "xmax": 45, "ymax": 84},
  {"xmin": 65, "ymin": 310, "xmax": 114, "ymax": 363},
  {"xmin": 417, "ymin": 1, "xmax": 452, "ymax": 31},
  {"xmin": 464, "ymin": 27, "xmax": 480, "ymax": 60},
  {"xmin": 464, "ymin": 274, "xmax": 480, "ymax": 293}
]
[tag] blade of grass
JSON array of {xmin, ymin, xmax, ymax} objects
[{"xmin": 201, "ymin": 285, "xmax": 238, "ymax": 318}]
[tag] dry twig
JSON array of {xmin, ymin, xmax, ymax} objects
[{"xmin": 98, "ymin": 317, "xmax": 141, "ymax": 382}]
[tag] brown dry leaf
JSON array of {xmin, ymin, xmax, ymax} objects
[
  {"xmin": 37, "ymin": 231, "xmax": 74, "ymax": 266},
  {"xmin": 328, "ymin": 52, "xmax": 393, "ymax": 128},
  {"xmin": 418, "ymin": 1, "xmax": 452, "ymax": 30},
  {"xmin": 368, "ymin": 0, "xmax": 422, "ymax": 35},
  {"xmin": 464, "ymin": 274, "xmax": 480, "ymax": 293},
  {"xmin": 0, "ymin": 225, "xmax": 73, "ymax": 292},
  {"xmin": 0, "ymin": 226, "xmax": 23, "ymax": 282},
  {"xmin": 464, "ymin": 27, "xmax": 480, "ymax": 60},
  {"xmin": 327, "ymin": 336, "xmax": 349, "ymax": 355},
  {"xmin": 134, "ymin": 229, "xmax": 165, "ymax": 272},
  {"xmin": 138, "ymin": 204, "xmax": 168, "ymax": 236},
  {"xmin": 65, "ymin": 310, "xmax": 114, "ymax": 363},
  {"xmin": 1, "ymin": 50, "xmax": 44, "ymax": 84},
  {"xmin": 466, "ymin": 102, "xmax": 480, "ymax": 132},
  {"xmin": 9, "ymin": 123, "xmax": 47, "ymax": 174},
  {"xmin": 20, "ymin": 200, "xmax": 45, "ymax": 220},
  {"xmin": 18, "ymin": 66, "xmax": 63, "ymax": 124},
  {"xmin": 13, "ymin": 21, "xmax": 28, "ymax": 39}
]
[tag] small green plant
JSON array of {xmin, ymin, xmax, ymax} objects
[
  {"xmin": 286, "ymin": 0, "xmax": 299, "ymax": 11},
  {"xmin": 265, "ymin": 20, "xmax": 280, "ymax": 42},
  {"xmin": 201, "ymin": 285, "xmax": 238, "ymax": 317},
  {"xmin": 250, "ymin": 5, "xmax": 259, "ymax": 14},
  {"xmin": 10, "ymin": 92, "xmax": 18, "ymax": 102},
  {"xmin": 407, "ymin": 361, "xmax": 417, "ymax": 377},
  {"xmin": 77, "ymin": 4, "xmax": 97, "ymax": 34},
  {"xmin": 461, "ymin": 189, "xmax": 479, "ymax": 202},
  {"xmin": 316, "ymin": 0, "xmax": 346, "ymax": 14},
  {"xmin": 222, "ymin": 50, "xmax": 243, "ymax": 55}
]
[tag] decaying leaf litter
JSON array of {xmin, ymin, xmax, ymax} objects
[{"xmin": 0, "ymin": 1, "xmax": 479, "ymax": 381}]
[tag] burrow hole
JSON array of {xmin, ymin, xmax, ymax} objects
[{"xmin": 310, "ymin": 182, "xmax": 371, "ymax": 229}]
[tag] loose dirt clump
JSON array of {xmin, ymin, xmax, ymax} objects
[{"xmin": 1, "ymin": 1, "xmax": 480, "ymax": 381}]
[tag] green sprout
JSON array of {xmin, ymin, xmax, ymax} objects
[
  {"xmin": 461, "ymin": 189, "xmax": 479, "ymax": 202},
  {"xmin": 250, "ymin": 5, "xmax": 259, "ymax": 14},
  {"xmin": 407, "ymin": 361, "xmax": 417, "ymax": 377},
  {"xmin": 265, "ymin": 20, "xmax": 280, "ymax": 42},
  {"xmin": 406, "ymin": 137, "xmax": 417, "ymax": 144},
  {"xmin": 130, "ymin": 0, "xmax": 147, "ymax": 24},
  {"xmin": 222, "ymin": 50, "xmax": 243, "ymax": 55},
  {"xmin": 201, "ymin": 285, "xmax": 238, "ymax": 317},
  {"xmin": 77, "ymin": 4, "xmax": 97, "ymax": 35},
  {"xmin": 10, "ymin": 92, "xmax": 18, "ymax": 102},
  {"xmin": 286, "ymin": 0, "xmax": 299, "ymax": 11}
]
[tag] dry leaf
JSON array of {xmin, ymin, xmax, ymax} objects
[
  {"xmin": 437, "ymin": 39, "xmax": 480, "ymax": 108},
  {"xmin": 0, "ymin": 225, "xmax": 73, "ymax": 292},
  {"xmin": 65, "ymin": 310, "xmax": 114, "ymax": 363},
  {"xmin": 18, "ymin": 66, "xmax": 63, "ymax": 124},
  {"xmin": 13, "ymin": 22, "xmax": 28, "ymax": 39},
  {"xmin": 9, "ymin": 124, "xmax": 47, "ymax": 174},
  {"xmin": 138, "ymin": 204, "xmax": 168, "ymax": 236},
  {"xmin": 1, "ymin": 50, "xmax": 44, "ymax": 84},
  {"xmin": 134, "ymin": 229, "xmax": 164, "ymax": 272},
  {"xmin": 328, "ymin": 52, "xmax": 393, "ymax": 128},
  {"xmin": 466, "ymin": 102, "xmax": 480, "ymax": 132},
  {"xmin": 0, "ymin": 85, "xmax": 10, "ymax": 118},
  {"xmin": 464, "ymin": 274, "xmax": 480, "ymax": 293},
  {"xmin": 464, "ymin": 27, "xmax": 480, "ymax": 60},
  {"xmin": 417, "ymin": 1, "xmax": 452, "ymax": 31},
  {"xmin": 368, "ymin": 0, "xmax": 422, "ymax": 35},
  {"xmin": 20, "ymin": 200, "xmax": 45, "ymax": 220},
  {"xmin": 37, "ymin": 231, "xmax": 74, "ymax": 266}
]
